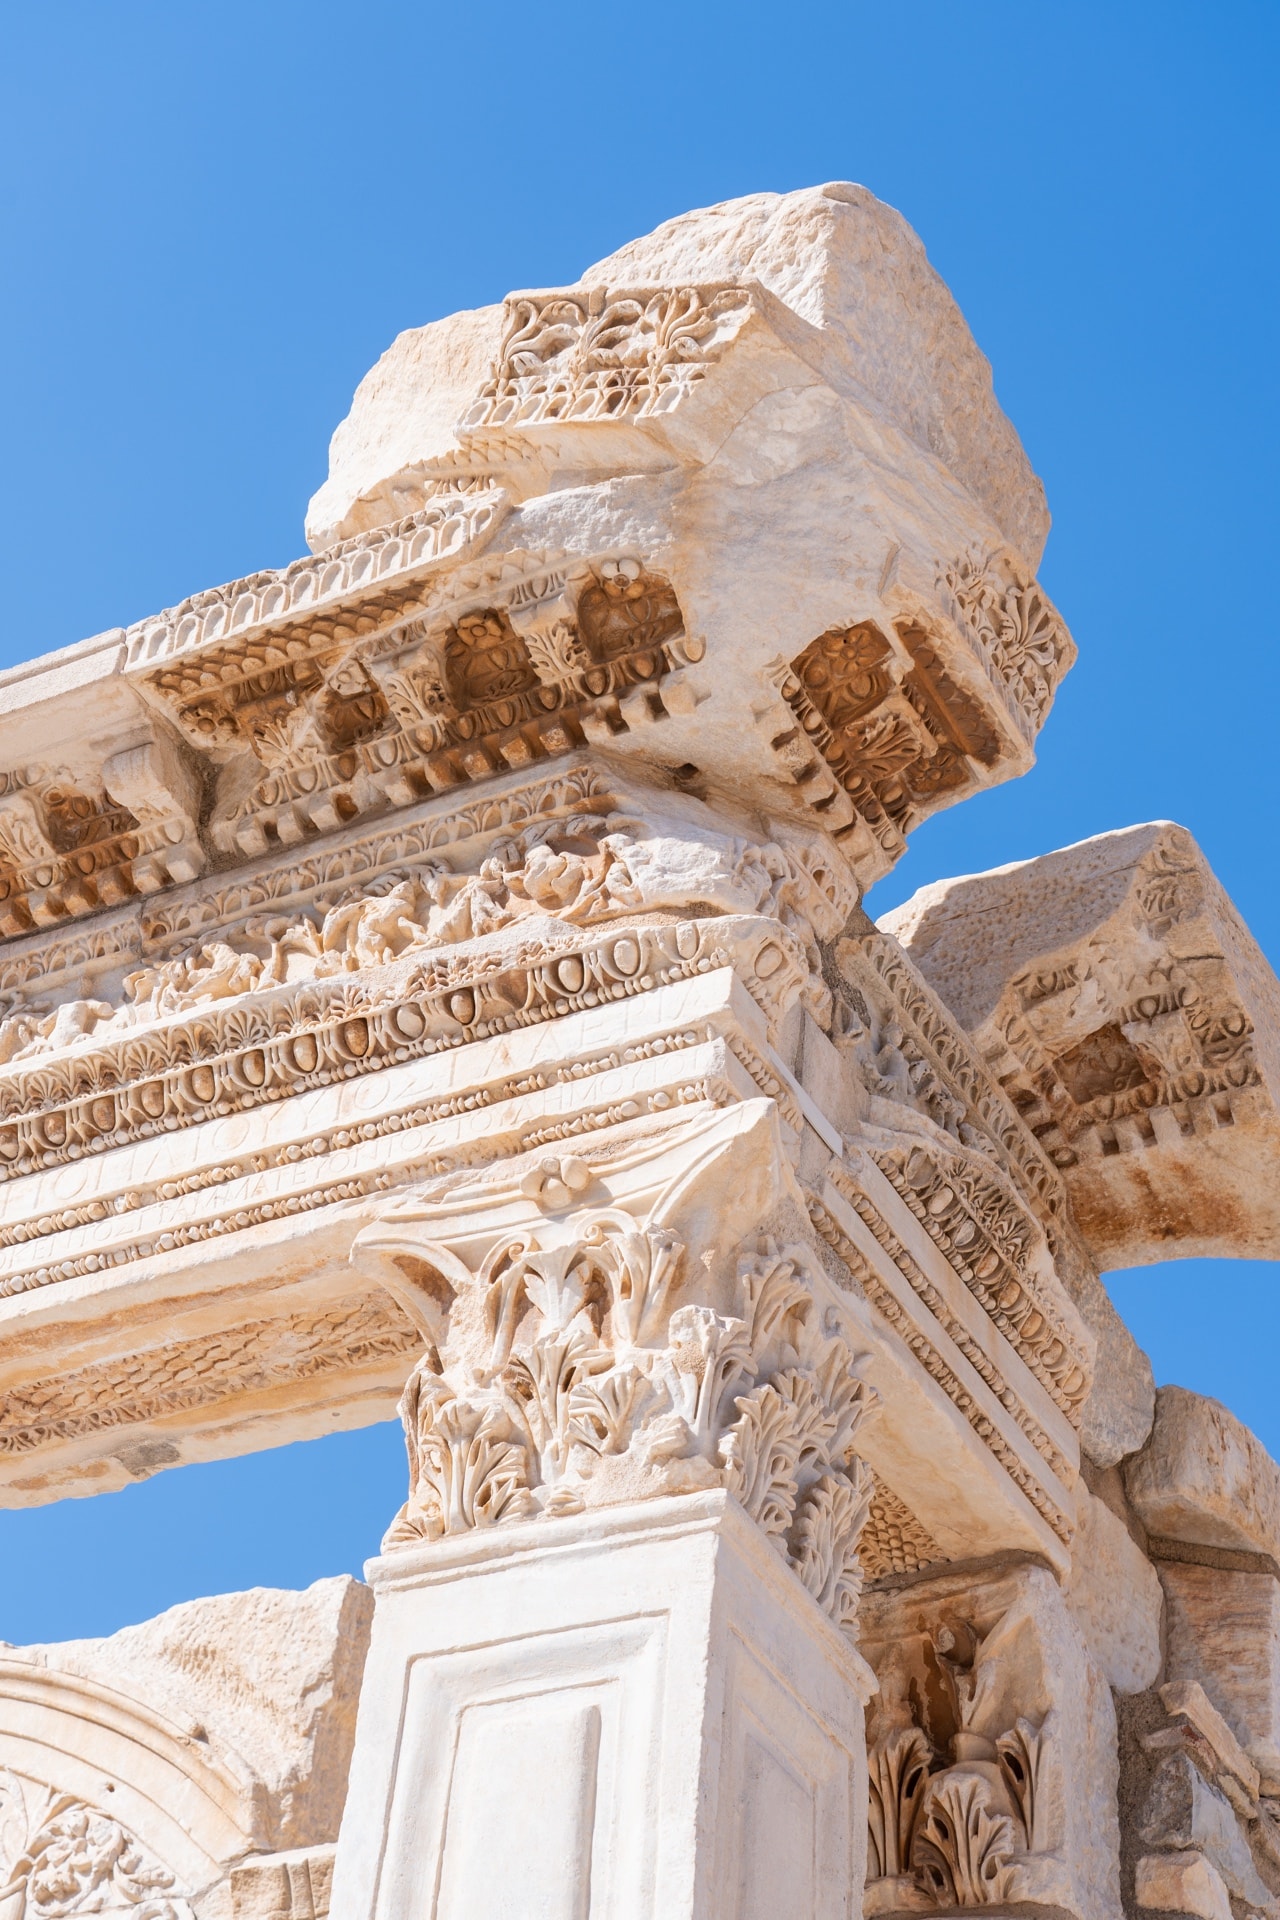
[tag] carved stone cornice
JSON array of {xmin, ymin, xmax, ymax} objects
[
  {"xmin": 883, "ymin": 822, "xmax": 1280, "ymax": 1268},
  {"xmin": 123, "ymin": 490, "xmax": 511, "ymax": 677}
]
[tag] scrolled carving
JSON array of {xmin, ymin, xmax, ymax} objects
[
  {"xmin": 940, "ymin": 548, "xmax": 1074, "ymax": 735},
  {"xmin": 457, "ymin": 284, "xmax": 754, "ymax": 434},
  {"xmin": 0, "ymin": 1770, "xmax": 193, "ymax": 1920},
  {"xmin": 367, "ymin": 1212, "xmax": 878, "ymax": 1637}
]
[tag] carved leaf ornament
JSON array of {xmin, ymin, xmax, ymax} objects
[
  {"xmin": 376, "ymin": 1218, "xmax": 878, "ymax": 1637},
  {"xmin": 0, "ymin": 1772, "xmax": 192, "ymax": 1920},
  {"xmin": 866, "ymin": 1653, "xmax": 1056, "ymax": 1912}
]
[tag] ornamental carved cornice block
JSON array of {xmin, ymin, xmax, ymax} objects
[
  {"xmin": 0, "ymin": 193, "xmax": 1076, "ymax": 949},
  {"xmin": 883, "ymin": 821, "xmax": 1280, "ymax": 1269}
]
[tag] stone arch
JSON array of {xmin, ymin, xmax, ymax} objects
[{"xmin": 0, "ymin": 1657, "xmax": 261, "ymax": 1898}]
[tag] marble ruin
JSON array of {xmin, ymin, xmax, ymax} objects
[{"xmin": 0, "ymin": 182, "xmax": 1277, "ymax": 1920}]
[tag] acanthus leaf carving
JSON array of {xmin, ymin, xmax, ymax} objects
[
  {"xmin": 365, "ymin": 1212, "xmax": 879, "ymax": 1638},
  {"xmin": 863, "ymin": 1577, "xmax": 1064, "ymax": 1917},
  {"xmin": 0, "ymin": 1770, "xmax": 193, "ymax": 1920}
]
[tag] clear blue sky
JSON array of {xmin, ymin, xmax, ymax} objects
[{"xmin": 1, "ymin": 1, "xmax": 1276, "ymax": 1642}]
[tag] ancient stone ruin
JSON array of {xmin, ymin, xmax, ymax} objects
[{"xmin": 0, "ymin": 183, "xmax": 1276, "ymax": 1920}]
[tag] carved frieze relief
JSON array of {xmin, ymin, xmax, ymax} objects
[
  {"xmin": 0, "ymin": 913, "xmax": 795, "ymax": 1191},
  {"xmin": 0, "ymin": 1298, "xmax": 420, "ymax": 1460}
]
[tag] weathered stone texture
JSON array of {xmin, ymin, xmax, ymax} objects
[
  {"xmin": 1127, "ymin": 1384, "xmax": 1280, "ymax": 1561},
  {"xmin": 0, "ymin": 181, "xmax": 1277, "ymax": 1920},
  {"xmin": 882, "ymin": 822, "xmax": 1280, "ymax": 1269}
]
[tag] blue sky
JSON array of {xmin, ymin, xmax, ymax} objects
[{"xmin": 0, "ymin": 1, "xmax": 1276, "ymax": 1641}]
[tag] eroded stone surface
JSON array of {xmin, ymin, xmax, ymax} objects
[
  {"xmin": 8, "ymin": 1578, "xmax": 372, "ymax": 1852},
  {"xmin": 1067, "ymin": 1486, "xmax": 1163, "ymax": 1694},
  {"xmin": 881, "ymin": 822, "xmax": 1280, "ymax": 1269},
  {"xmin": 1127, "ymin": 1385, "xmax": 1280, "ymax": 1561}
]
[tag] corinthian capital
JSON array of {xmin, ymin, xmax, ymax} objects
[{"xmin": 353, "ymin": 1173, "xmax": 879, "ymax": 1635}]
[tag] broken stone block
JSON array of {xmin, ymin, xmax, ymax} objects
[
  {"xmin": 881, "ymin": 823, "xmax": 1280, "ymax": 1269},
  {"xmin": 231, "ymin": 1845, "xmax": 335, "ymax": 1920},
  {"xmin": 1134, "ymin": 1851, "xmax": 1234, "ymax": 1920},
  {"xmin": 1139, "ymin": 1751, "xmax": 1273, "ymax": 1907},
  {"xmin": 1161, "ymin": 1560, "xmax": 1280, "ymax": 1794},
  {"xmin": 1127, "ymin": 1386, "xmax": 1280, "ymax": 1562}
]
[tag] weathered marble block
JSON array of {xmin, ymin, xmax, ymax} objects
[{"xmin": 883, "ymin": 822, "xmax": 1280, "ymax": 1268}]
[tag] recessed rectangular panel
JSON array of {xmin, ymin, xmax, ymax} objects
[
  {"xmin": 374, "ymin": 1613, "xmax": 667, "ymax": 1920},
  {"xmin": 735, "ymin": 1732, "xmax": 815, "ymax": 1917},
  {"xmin": 435, "ymin": 1691, "xmax": 602, "ymax": 1920},
  {"xmin": 717, "ymin": 1634, "xmax": 859, "ymax": 1920}
]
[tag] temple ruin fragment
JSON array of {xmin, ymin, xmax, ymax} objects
[{"xmin": 0, "ymin": 182, "xmax": 1276, "ymax": 1920}]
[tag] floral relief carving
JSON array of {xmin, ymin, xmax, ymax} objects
[
  {"xmin": 864, "ymin": 1604, "xmax": 1059, "ymax": 1915},
  {"xmin": 0, "ymin": 1771, "xmax": 192, "ymax": 1920},
  {"xmin": 457, "ymin": 284, "xmax": 754, "ymax": 434},
  {"xmin": 0, "ymin": 802, "xmax": 847, "ymax": 1181},
  {"xmin": 374, "ymin": 1218, "xmax": 878, "ymax": 1637},
  {"xmin": 0, "ymin": 913, "xmax": 803, "ymax": 1191},
  {"xmin": 940, "ymin": 548, "xmax": 1074, "ymax": 736},
  {"xmin": 770, "ymin": 618, "xmax": 1007, "ymax": 858}
]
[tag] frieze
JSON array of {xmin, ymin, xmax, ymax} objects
[
  {"xmin": 0, "ymin": 794, "xmax": 849, "ymax": 1179},
  {"xmin": 456, "ymin": 283, "xmax": 756, "ymax": 437},
  {"xmin": 0, "ymin": 916, "xmax": 795, "ymax": 1186},
  {"xmin": 0, "ymin": 1297, "xmax": 421, "ymax": 1457}
]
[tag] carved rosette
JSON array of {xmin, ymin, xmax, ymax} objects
[{"xmin": 358, "ymin": 1212, "xmax": 879, "ymax": 1638}]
